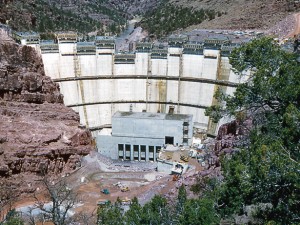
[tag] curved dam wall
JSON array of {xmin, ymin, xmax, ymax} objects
[{"xmin": 27, "ymin": 35, "xmax": 247, "ymax": 136}]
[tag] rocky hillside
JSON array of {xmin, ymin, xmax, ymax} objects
[
  {"xmin": 170, "ymin": 0, "xmax": 299, "ymax": 30},
  {"xmin": 0, "ymin": 29, "xmax": 93, "ymax": 203},
  {"xmin": 141, "ymin": 0, "xmax": 300, "ymax": 36},
  {"xmin": 118, "ymin": 0, "xmax": 161, "ymax": 15},
  {"xmin": 0, "ymin": 0, "xmax": 159, "ymax": 35},
  {"xmin": 1, "ymin": 0, "xmax": 298, "ymax": 36},
  {"xmin": 0, "ymin": 0, "xmax": 129, "ymax": 35}
]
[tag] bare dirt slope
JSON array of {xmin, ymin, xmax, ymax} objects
[
  {"xmin": 267, "ymin": 12, "xmax": 300, "ymax": 39},
  {"xmin": 170, "ymin": 0, "xmax": 299, "ymax": 30},
  {"xmin": 287, "ymin": 12, "xmax": 300, "ymax": 37}
]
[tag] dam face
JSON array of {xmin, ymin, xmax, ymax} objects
[{"xmin": 24, "ymin": 33, "xmax": 246, "ymax": 136}]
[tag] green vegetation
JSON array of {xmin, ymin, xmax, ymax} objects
[
  {"xmin": 97, "ymin": 37, "xmax": 300, "ymax": 224},
  {"xmin": 31, "ymin": 1, "xmax": 102, "ymax": 33},
  {"xmin": 97, "ymin": 186, "xmax": 219, "ymax": 225},
  {"xmin": 3, "ymin": 0, "xmax": 126, "ymax": 36},
  {"xmin": 141, "ymin": 3, "xmax": 220, "ymax": 38},
  {"xmin": 1, "ymin": 209, "xmax": 24, "ymax": 225},
  {"xmin": 1, "ymin": 32, "xmax": 299, "ymax": 224},
  {"xmin": 205, "ymin": 37, "xmax": 300, "ymax": 223}
]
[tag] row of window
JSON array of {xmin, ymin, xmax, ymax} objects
[
  {"xmin": 118, "ymin": 144, "xmax": 161, "ymax": 161},
  {"xmin": 183, "ymin": 121, "xmax": 189, "ymax": 144}
]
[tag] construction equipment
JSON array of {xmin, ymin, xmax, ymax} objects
[
  {"xmin": 180, "ymin": 154, "xmax": 189, "ymax": 162},
  {"xmin": 101, "ymin": 189, "xmax": 110, "ymax": 195},
  {"xmin": 97, "ymin": 200, "xmax": 110, "ymax": 207},
  {"xmin": 166, "ymin": 154, "xmax": 172, "ymax": 160},
  {"xmin": 172, "ymin": 174, "xmax": 180, "ymax": 181},
  {"xmin": 121, "ymin": 197, "xmax": 131, "ymax": 204},
  {"xmin": 121, "ymin": 196, "xmax": 131, "ymax": 202},
  {"xmin": 172, "ymin": 162, "xmax": 184, "ymax": 174},
  {"xmin": 121, "ymin": 187, "xmax": 130, "ymax": 192}
]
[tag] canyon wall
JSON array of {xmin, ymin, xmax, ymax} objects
[{"xmin": 0, "ymin": 29, "xmax": 93, "ymax": 198}]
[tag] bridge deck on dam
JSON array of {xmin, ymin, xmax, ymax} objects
[
  {"xmin": 53, "ymin": 75, "xmax": 239, "ymax": 88},
  {"xmin": 66, "ymin": 100, "xmax": 208, "ymax": 110}
]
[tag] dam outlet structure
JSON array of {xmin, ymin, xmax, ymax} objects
[{"xmin": 16, "ymin": 32, "xmax": 248, "ymax": 138}]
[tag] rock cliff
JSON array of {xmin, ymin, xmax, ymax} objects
[
  {"xmin": 0, "ymin": 29, "xmax": 93, "ymax": 200},
  {"xmin": 214, "ymin": 119, "xmax": 251, "ymax": 155}
]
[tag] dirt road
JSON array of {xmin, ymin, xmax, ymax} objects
[
  {"xmin": 11, "ymin": 152, "xmax": 204, "ymax": 223},
  {"xmin": 293, "ymin": 13, "xmax": 300, "ymax": 36},
  {"xmin": 286, "ymin": 13, "xmax": 300, "ymax": 39}
]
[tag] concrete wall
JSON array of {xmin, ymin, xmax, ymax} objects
[
  {"xmin": 97, "ymin": 135, "xmax": 118, "ymax": 159},
  {"xmin": 97, "ymin": 135, "xmax": 163, "ymax": 161},
  {"xmin": 37, "ymin": 42, "xmax": 243, "ymax": 136},
  {"xmin": 157, "ymin": 160, "xmax": 173, "ymax": 174},
  {"xmin": 96, "ymin": 54, "xmax": 113, "ymax": 75},
  {"xmin": 182, "ymin": 54, "xmax": 203, "ymax": 78},
  {"xmin": 42, "ymin": 53, "xmax": 60, "ymax": 79},
  {"xmin": 97, "ymin": 112, "xmax": 193, "ymax": 160},
  {"xmin": 112, "ymin": 117, "xmax": 191, "ymax": 145}
]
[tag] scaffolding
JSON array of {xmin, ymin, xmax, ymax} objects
[
  {"xmin": 95, "ymin": 36, "xmax": 115, "ymax": 49},
  {"xmin": 136, "ymin": 42, "xmax": 153, "ymax": 53},
  {"xmin": 40, "ymin": 40, "xmax": 59, "ymax": 53},
  {"xmin": 151, "ymin": 49, "xmax": 168, "ymax": 59},
  {"xmin": 56, "ymin": 32, "xmax": 77, "ymax": 43},
  {"xmin": 183, "ymin": 43, "xmax": 204, "ymax": 55},
  {"xmin": 77, "ymin": 42, "xmax": 96, "ymax": 55},
  {"xmin": 13, "ymin": 31, "xmax": 40, "ymax": 44},
  {"xmin": 168, "ymin": 35, "xmax": 188, "ymax": 47},
  {"xmin": 204, "ymin": 38, "xmax": 231, "ymax": 50},
  {"xmin": 114, "ymin": 53, "xmax": 136, "ymax": 64},
  {"xmin": 221, "ymin": 44, "xmax": 239, "ymax": 57}
]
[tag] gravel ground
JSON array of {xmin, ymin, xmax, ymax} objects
[{"xmin": 82, "ymin": 151, "xmax": 157, "ymax": 173}]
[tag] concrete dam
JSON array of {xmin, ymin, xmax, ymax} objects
[{"xmin": 22, "ymin": 32, "xmax": 247, "ymax": 136}]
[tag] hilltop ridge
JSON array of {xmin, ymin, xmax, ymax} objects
[{"xmin": 0, "ymin": 0, "xmax": 298, "ymax": 36}]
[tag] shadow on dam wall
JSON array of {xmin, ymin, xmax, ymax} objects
[{"xmin": 158, "ymin": 80, "xmax": 167, "ymax": 113}]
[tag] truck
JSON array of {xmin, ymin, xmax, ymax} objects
[
  {"xmin": 180, "ymin": 154, "xmax": 189, "ymax": 162},
  {"xmin": 121, "ymin": 187, "xmax": 130, "ymax": 192},
  {"xmin": 101, "ymin": 189, "xmax": 110, "ymax": 195}
]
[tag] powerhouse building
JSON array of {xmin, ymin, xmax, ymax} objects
[
  {"xmin": 97, "ymin": 111, "xmax": 193, "ymax": 161},
  {"xmin": 17, "ymin": 31, "xmax": 249, "ymax": 138}
]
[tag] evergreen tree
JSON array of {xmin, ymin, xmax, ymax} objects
[
  {"xmin": 141, "ymin": 195, "xmax": 170, "ymax": 225},
  {"xmin": 124, "ymin": 197, "xmax": 143, "ymax": 225},
  {"xmin": 206, "ymin": 37, "xmax": 300, "ymax": 223},
  {"xmin": 97, "ymin": 198, "xmax": 123, "ymax": 225},
  {"xmin": 179, "ymin": 198, "xmax": 219, "ymax": 225},
  {"xmin": 3, "ymin": 209, "xmax": 24, "ymax": 225},
  {"xmin": 176, "ymin": 184, "xmax": 187, "ymax": 215}
]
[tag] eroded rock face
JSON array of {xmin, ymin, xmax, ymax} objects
[
  {"xmin": 0, "ymin": 41, "xmax": 63, "ymax": 103},
  {"xmin": 214, "ymin": 119, "xmax": 251, "ymax": 155},
  {"xmin": 0, "ymin": 102, "xmax": 92, "ymax": 177},
  {"xmin": 0, "ymin": 30, "xmax": 93, "ymax": 198}
]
